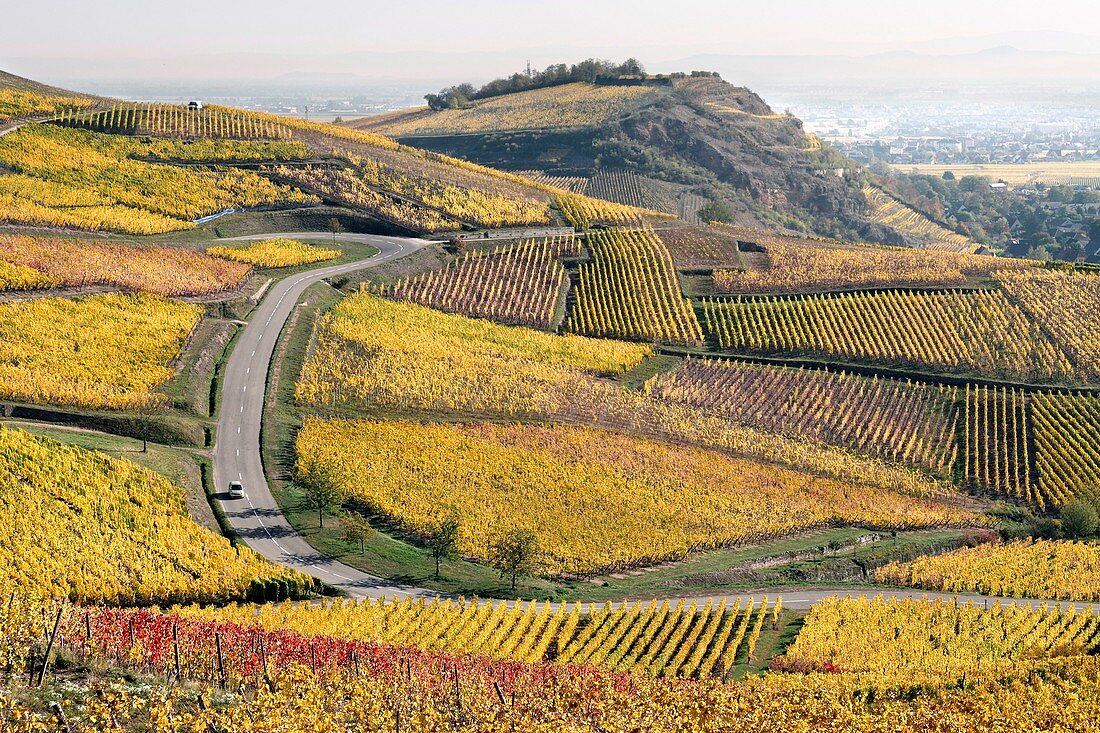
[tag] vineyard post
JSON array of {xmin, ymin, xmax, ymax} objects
[
  {"xmin": 352, "ymin": 649, "xmax": 360, "ymax": 676},
  {"xmin": 36, "ymin": 606, "xmax": 64, "ymax": 687},
  {"xmin": 172, "ymin": 624, "xmax": 181, "ymax": 682},
  {"xmin": 259, "ymin": 636, "xmax": 274, "ymax": 692},
  {"xmin": 49, "ymin": 701, "xmax": 73, "ymax": 733},
  {"xmin": 94, "ymin": 690, "xmax": 120, "ymax": 730},
  {"xmin": 215, "ymin": 632, "xmax": 227, "ymax": 688},
  {"xmin": 454, "ymin": 667, "xmax": 462, "ymax": 711},
  {"xmin": 196, "ymin": 696, "xmax": 222, "ymax": 733},
  {"xmin": 310, "ymin": 642, "xmax": 316, "ymax": 673}
]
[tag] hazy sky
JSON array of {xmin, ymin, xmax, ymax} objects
[{"xmin": 4, "ymin": 0, "xmax": 1099, "ymax": 81}]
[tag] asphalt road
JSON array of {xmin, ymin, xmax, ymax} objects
[
  {"xmin": 211, "ymin": 234, "xmax": 1089, "ymax": 611},
  {"xmin": 213, "ymin": 232, "xmax": 432, "ymax": 599}
]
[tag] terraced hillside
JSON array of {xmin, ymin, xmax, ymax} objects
[{"xmin": 0, "ymin": 84, "xmax": 657, "ymax": 235}]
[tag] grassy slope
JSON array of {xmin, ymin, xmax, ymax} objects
[
  {"xmin": 351, "ymin": 82, "xmax": 658, "ymax": 137},
  {"xmin": 0, "ymin": 70, "xmax": 98, "ymax": 98}
]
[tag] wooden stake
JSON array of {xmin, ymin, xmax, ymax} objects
[
  {"xmin": 196, "ymin": 696, "xmax": 222, "ymax": 733},
  {"xmin": 36, "ymin": 607, "xmax": 64, "ymax": 687},
  {"xmin": 49, "ymin": 702, "xmax": 72, "ymax": 733},
  {"xmin": 172, "ymin": 624, "xmax": 182, "ymax": 682},
  {"xmin": 259, "ymin": 636, "xmax": 274, "ymax": 692},
  {"xmin": 215, "ymin": 633, "xmax": 226, "ymax": 688},
  {"xmin": 94, "ymin": 690, "xmax": 120, "ymax": 729}
]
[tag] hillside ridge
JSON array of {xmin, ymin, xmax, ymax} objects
[{"xmin": 349, "ymin": 74, "xmax": 908, "ymax": 243}]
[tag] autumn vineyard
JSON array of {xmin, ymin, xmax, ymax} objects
[{"xmin": 5, "ymin": 59, "xmax": 1100, "ymax": 732}]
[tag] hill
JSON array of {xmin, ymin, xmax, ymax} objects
[
  {"xmin": 0, "ymin": 70, "xmax": 662, "ymax": 236},
  {"xmin": 0, "ymin": 70, "xmax": 104, "ymax": 124},
  {"xmin": 349, "ymin": 73, "xmax": 916, "ymax": 243}
]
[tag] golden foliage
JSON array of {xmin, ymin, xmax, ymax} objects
[
  {"xmin": 207, "ymin": 238, "xmax": 340, "ymax": 268},
  {"xmin": 713, "ymin": 238, "xmax": 1031, "ymax": 294},
  {"xmin": 296, "ymin": 419, "xmax": 979, "ymax": 575},
  {"xmin": 863, "ymin": 185, "xmax": 978, "ymax": 253},
  {"xmin": 0, "ymin": 259, "xmax": 58, "ymax": 292},
  {"xmin": 59, "ymin": 102, "xmax": 296, "ymax": 140},
  {"xmin": 782, "ymin": 595, "xmax": 1100, "ymax": 682},
  {"xmin": 179, "ymin": 595, "xmax": 775, "ymax": 679},
  {"xmin": 0, "ymin": 234, "xmax": 250, "ymax": 296},
  {"xmin": 295, "ymin": 295, "xmax": 951, "ymax": 497},
  {"xmin": 877, "ymin": 539, "xmax": 1100, "ymax": 602},
  {"xmin": 555, "ymin": 192, "xmax": 654, "ymax": 229},
  {"xmin": 995, "ymin": 268, "xmax": 1100, "ymax": 380},
  {"xmin": 568, "ymin": 228, "xmax": 703, "ymax": 345},
  {"xmin": 272, "ymin": 164, "xmax": 461, "ymax": 233},
  {"xmin": 0, "ymin": 125, "xmax": 316, "ymax": 233},
  {"xmin": 0, "ymin": 292, "xmax": 201, "ymax": 409},
  {"xmin": 0, "ymin": 88, "xmax": 94, "ymax": 122},
  {"xmin": 648, "ymin": 358, "xmax": 959, "ymax": 474},
  {"xmin": 343, "ymin": 151, "xmax": 551, "ymax": 228},
  {"xmin": 0, "ymin": 426, "xmax": 302, "ymax": 604},
  {"xmin": 384, "ymin": 236, "xmax": 579, "ymax": 328},
  {"xmin": 703, "ymin": 289, "xmax": 1076, "ymax": 383}
]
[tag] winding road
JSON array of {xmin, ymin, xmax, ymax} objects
[
  {"xmin": 213, "ymin": 232, "xmax": 430, "ymax": 599},
  {"xmin": 211, "ymin": 234, "xmax": 1090, "ymax": 611}
]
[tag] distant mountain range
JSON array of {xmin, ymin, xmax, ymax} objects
[{"xmin": 9, "ymin": 31, "xmax": 1098, "ymax": 89}]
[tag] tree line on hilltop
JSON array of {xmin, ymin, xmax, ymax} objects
[{"xmin": 424, "ymin": 58, "xmax": 721, "ymax": 110}]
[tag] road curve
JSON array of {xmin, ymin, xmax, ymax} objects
[
  {"xmin": 213, "ymin": 232, "xmax": 432, "ymax": 599},
  {"xmin": 212, "ymin": 234, "xmax": 1090, "ymax": 611}
]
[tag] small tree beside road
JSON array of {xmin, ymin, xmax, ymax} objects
[
  {"xmin": 326, "ymin": 217, "xmax": 344, "ymax": 246},
  {"xmin": 343, "ymin": 512, "xmax": 375, "ymax": 554},
  {"xmin": 488, "ymin": 528, "xmax": 541, "ymax": 591},
  {"xmin": 302, "ymin": 475, "xmax": 344, "ymax": 529},
  {"xmin": 427, "ymin": 516, "xmax": 460, "ymax": 579}
]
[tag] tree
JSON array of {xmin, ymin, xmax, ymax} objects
[
  {"xmin": 697, "ymin": 199, "xmax": 735, "ymax": 224},
  {"xmin": 1088, "ymin": 219, "xmax": 1100, "ymax": 244},
  {"xmin": 302, "ymin": 475, "xmax": 344, "ymax": 529},
  {"xmin": 487, "ymin": 528, "xmax": 541, "ymax": 591},
  {"xmin": 426, "ymin": 516, "xmax": 460, "ymax": 579},
  {"xmin": 343, "ymin": 512, "xmax": 374, "ymax": 554},
  {"xmin": 942, "ymin": 171, "xmax": 956, "ymax": 180},
  {"xmin": 325, "ymin": 217, "xmax": 344, "ymax": 246},
  {"xmin": 1060, "ymin": 499, "xmax": 1099, "ymax": 539}
]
